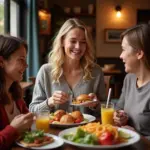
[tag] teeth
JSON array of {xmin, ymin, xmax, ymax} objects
[{"xmin": 71, "ymin": 50, "xmax": 80, "ymax": 54}]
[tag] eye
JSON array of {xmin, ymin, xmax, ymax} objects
[
  {"xmin": 80, "ymin": 41, "xmax": 86, "ymax": 44},
  {"xmin": 70, "ymin": 40, "xmax": 76, "ymax": 44},
  {"xmin": 18, "ymin": 58, "xmax": 26, "ymax": 63}
]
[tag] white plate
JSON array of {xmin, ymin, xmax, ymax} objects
[
  {"xmin": 50, "ymin": 114, "xmax": 96, "ymax": 128},
  {"xmin": 59, "ymin": 127, "xmax": 140, "ymax": 149},
  {"xmin": 16, "ymin": 133, "xmax": 64, "ymax": 149},
  {"xmin": 71, "ymin": 98, "xmax": 97, "ymax": 106}
]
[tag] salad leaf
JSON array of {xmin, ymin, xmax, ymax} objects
[
  {"xmin": 83, "ymin": 134, "xmax": 98, "ymax": 144},
  {"xmin": 63, "ymin": 133, "xmax": 74, "ymax": 141},
  {"xmin": 63, "ymin": 128, "xmax": 98, "ymax": 145},
  {"xmin": 23, "ymin": 130, "xmax": 44, "ymax": 143}
]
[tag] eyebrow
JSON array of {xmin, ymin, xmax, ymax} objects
[
  {"xmin": 70, "ymin": 37, "xmax": 86, "ymax": 41},
  {"xmin": 19, "ymin": 56, "xmax": 26, "ymax": 58}
]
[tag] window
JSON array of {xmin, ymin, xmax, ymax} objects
[
  {"xmin": 1, "ymin": 0, "xmax": 26, "ymax": 38},
  {"xmin": 0, "ymin": 0, "xmax": 4, "ymax": 34},
  {"xmin": 10, "ymin": 0, "xmax": 19, "ymax": 36}
]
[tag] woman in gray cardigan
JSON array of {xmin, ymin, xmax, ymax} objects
[
  {"xmin": 29, "ymin": 18, "xmax": 106, "ymax": 117},
  {"xmin": 114, "ymin": 24, "xmax": 150, "ymax": 137}
]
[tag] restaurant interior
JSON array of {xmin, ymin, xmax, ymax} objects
[
  {"xmin": 1, "ymin": 1, "xmax": 150, "ymax": 150},
  {"xmin": 1, "ymin": 0, "xmax": 150, "ymax": 105},
  {"xmin": 1, "ymin": 0, "xmax": 150, "ymax": 104}
]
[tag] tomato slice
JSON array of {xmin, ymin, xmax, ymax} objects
[
  {"xmin": 44, "ymin": 136, "xmax": 51, "ymax": 141},
  {"xmin": 99, "ymin": 131, "xmax": 114, "ymax": 145},
  {"xmin": 34, "ymin": 138, "xmax": 44, "ymax": 144}
]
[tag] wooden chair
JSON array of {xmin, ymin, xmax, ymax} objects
[
  {"xmin": 104, "ymin": 75, "xmax": 112, "ymax": 95},
  {"xmin": 28, "ymin": 76, "xmax": 36, "ymax": 85}
]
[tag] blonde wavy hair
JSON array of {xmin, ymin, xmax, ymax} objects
[{"xmin": 48, "ymin": 18, "xmax": 97, "ymax": 83}]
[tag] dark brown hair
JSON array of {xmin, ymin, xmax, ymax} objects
[
  {"xmin": 0, "ymin": 35, "xmax": 28, "ymax": 104},
  {"xmin": 121, "ymin": 24, "xmax": 150, "ymax": 69}
]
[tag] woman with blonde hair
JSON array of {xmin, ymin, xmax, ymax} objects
[{"xmin": 29, "ymin": 18, "xmax": 106, "ymax": 116}]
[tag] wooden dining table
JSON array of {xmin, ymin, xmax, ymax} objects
[{"xmin": 11, "ymin": 124, "xmax": 150, "ymax": 150}]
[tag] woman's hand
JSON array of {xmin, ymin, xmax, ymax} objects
[
  {"xmin": 48, "ymin": 91, "xmax": 69, "ymax": 106},
  {"xmin": 83, "ymin": 93, "xmax": 98, "ymax": 107},
  {"xmin": 10, "ymin": 112, "xmax": 34, "ymax": 134},
  {"xmin": 113, "ymin": 110, "xmax": 128, "ymax": 126}
]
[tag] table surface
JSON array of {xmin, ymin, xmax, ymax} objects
[{"xmin": 12, "ymin": 125, "xmax": 150, "ymax": 150}]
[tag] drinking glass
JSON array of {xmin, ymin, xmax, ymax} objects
[
  {"xmin": 35, "ymin": 111, "xmax": 49, "ymax": 133},
  {"xmin": 101, "ymin": 103, "xmax": 114, "ymax": 125}
]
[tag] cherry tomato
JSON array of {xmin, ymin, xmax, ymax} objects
[
  {"xmin": 75, "ymin": 118, "xmax": 83, "ymax": 123},
  {"xmin": 99, "ymin": 131, "xmax": 114, "ymax": 145}
]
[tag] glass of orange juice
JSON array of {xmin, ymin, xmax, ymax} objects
[
  {"xmin": 101, "ymin": 103, "xmax": 114, "ymax": 125},
  {"xmin": 36, "ymin": 111, "xmax": 50, "ymax": 133}
]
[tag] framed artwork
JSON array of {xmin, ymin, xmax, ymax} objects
[
  {"xmin": 39, "ymin": 10, "xmax": 51, "ymax": 35},
  {"xmin": 104, "ymin": 29, "xmax": 125, "ymax": 43}
]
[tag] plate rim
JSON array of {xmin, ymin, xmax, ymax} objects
[
  {"xmin": 50, "ymin": 114, "xmax": 96, "ymax": 128},
  {"xmin": 16, "ymin": 133, "xmax": 64, "ymax": 149},
  {"xmin": 58, "ymin": 126, "xmax": 141, "ymax": 149}
]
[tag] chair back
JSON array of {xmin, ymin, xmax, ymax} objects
[
  {"xmin": 104, "ymin": 75, "xmax": 112, "ymax": 95},
  {"xmin": 28, "ymin": 76, "xmax": 36, "ymax": 85}
]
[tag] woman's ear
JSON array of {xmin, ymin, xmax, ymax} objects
[{"xmin": 136, "ymin": 50, "xmax": 144, "ymax": 60}]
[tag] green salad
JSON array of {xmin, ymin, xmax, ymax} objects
[
  {"xmin": 22, "ymin": 130, "xmax": 44, "ymax": 143},
  {"xmin": 63, "ymin": 128, "xmax": 98, "ymax": 145}
]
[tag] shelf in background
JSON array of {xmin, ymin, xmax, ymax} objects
[{"xmin": 65, "ymin": 13, "xmax": 95, "ymax": 18}]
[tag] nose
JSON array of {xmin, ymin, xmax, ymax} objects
[
  {"xmin": 120, "ymin": 52, "xmax": 123, "ymax": 60},
  {"xmin": 25, "ymin": 62, "xmax": 28, "ymax": 68},
  {"xmin": 75, "ymin": 42, "xmax": 80, "ymax": 49},
  {"xmin": 26, "ymin": 63, "xmax": 28, "ymax": 68}
]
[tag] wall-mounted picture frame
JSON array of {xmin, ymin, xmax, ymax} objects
[
  {"xmin": 38, "ymin": 10, "xmax": 51, "ymax": 35},
  {"xmin": 104, "ymin": 29, "xmax": 125, "ymax": 43}
]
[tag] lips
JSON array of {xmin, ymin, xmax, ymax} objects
[
  {"xmin": 19, "ymin": 71, "xmax": 24, "ymax": 76},
  {"xmin": 71, "ymin": 50, "xmax": 81, "ymax": 55}
]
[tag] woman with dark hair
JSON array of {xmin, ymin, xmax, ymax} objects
[
  {"xmin": 113, "ymin": 24, "xmax": 150, "ymax": 138},
  {"xmin": 0, "ymin": 35, "xmax": 34, "ymax": 149}
]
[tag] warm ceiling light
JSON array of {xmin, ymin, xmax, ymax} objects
[{"xmin": 115, "ymin": 5, "xmax": 122, "ymax": 18}]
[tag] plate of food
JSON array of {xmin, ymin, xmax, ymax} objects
[
  {"xmin": 49, "ymin": 110, "xmax": 96, "ymax": 128},
  {"xmin": 59, "ymin": 122, "xmax": 140, "ymax": 149},
  {"xmin": 71, "ymin": 94, "xmax": 97, "ymax": 106},
  {"xmin": 16, "ymin": 130, "xmax": 64, "ymax": 149}
]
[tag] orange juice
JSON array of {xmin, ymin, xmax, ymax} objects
[
  {"xmin": 36, "ymin": 111, "xmax": 49, "ymax": 132},
  {"xmin": 101, "ymin": 103, "xmax": 114, "ymax": 125},
  {"xmin": 36, "ymin": 117, "xmax": 49, "ymax": 132}
]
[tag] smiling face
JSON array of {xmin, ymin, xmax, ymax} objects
[
  {"xmin": 3, "ymin": 45, "xmax": 28, "ymax": 83},
  {"xmin": 63, "ymin": 28, "xmax": 87, "ymax": 61},
  {"xmin": 120, "ymin": 36, "xmax": 140, "ymax": 73}
]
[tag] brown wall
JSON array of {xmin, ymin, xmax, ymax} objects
[{"xmin": 96, "ymin": 0, "xmax": 150, "ymax": 58}]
